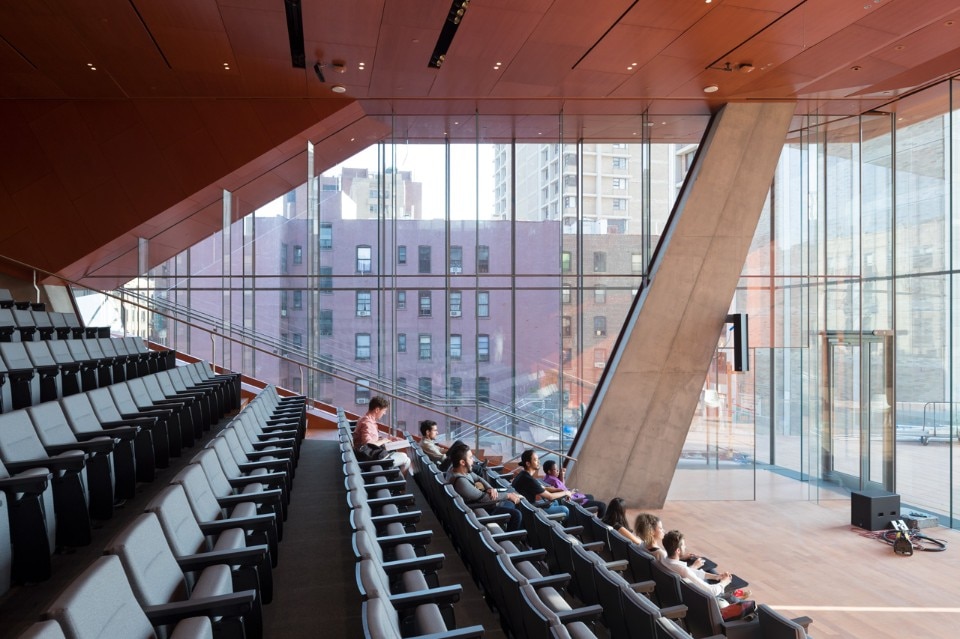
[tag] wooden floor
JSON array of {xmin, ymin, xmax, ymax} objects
[{"xmin": 634, "ymin": 471, "xmax": 960, "ymax": 638}]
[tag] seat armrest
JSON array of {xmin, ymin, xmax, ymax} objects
[
  {"xmin": 0, "ymin": 470, "xmax": 51, "ymax": 495},
  {"xmin": 388, "ymin": 584, "xmax": 462, "ymax": 611},
  {"xmin": 792, "ymin": 616, "xmax": 813, "ymax": 630},
  {"xmin": 198, "ymin": 513, "xmax": 276, "ymax": 535},
  {"xmin": 142, "ymin": 590, "xmax": 256, "ymax": 627},
  {"xmin": 491, "ymin": 530, "xmax": 528, "ymax": 543},
  {"xmin": 582, "ymin": 541, "xmax": 605, "ymax": 553},
  {"xmin": 660, "ymin": 604, "xmax": 688, "ymax": 620},
  {"xmin": 371, "ymin": 510, "xmax": 421, "ymax": 527},
  {"xmin": 629, "ymin": 580, "xmax": 656, "ymax": 594},
  {"xmin": 176, "ymin": 545, "xmax": 269, "ymax": 570},
  {"xmin": 604, "ymin": 559, "xmax": 629, "ymax": 572},
  {"xmin": 226, "ymin": 474, "xmax": 286, "ymax": 490},
  {"xmin": 379, "ymin": 553, "xmax": 445, "ymax": 575},
  {"xmin": 237, "ymin": 459, "xmax": 290, "ymax": 472},
  {"xmin": 365, "ymin": 494, "xmax": 415, "ymax": 508},
  {"xmin": 217, "ymin": 490, "xmax": 283, "ymax": 508},
  {"xmin": 77, "ymin": 426, "xmax": 138, "ymax": 441},
  {"xmin": 49, "ymin": 437, "xmax": 116, "ymax": 455},
  {"xmin": 102, "ymin": 417, "xmax": 158, "ymax": 428},
  {"xmin": 528, "ymin": 573, "xmax": 571, "ymax": 589},
  {"xmin": 555, "ymin": 604, "xmax": 604, "ymax": 624},
  {"xmin": 561, "ymin": 525, "xmax": 583, "ymax": 535},
  {"xmin": 5, "ymin": 453, "xmax": 85, "ymax": 473},
  {"xmin": 505, "ymin": 549, "xmax": 547, "ymax": 563},
  {"xmin": 375, "ymin": 530, "xmax": 432, "ymax": 549}
]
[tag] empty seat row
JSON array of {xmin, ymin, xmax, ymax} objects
[
  {"xmin": 0, "ymin": 362, "xmax": 244, "ymax": 595},
  {"xmin": 0, "ymin": 307, "xmax": 108, "ymax": 342},
  {"xmin": 0, "ymin": 336, "xmax": 175, "ymax": 413},
  {"xmin": 13, "ymin": 383, "xmax": 306, "ymax": 638}
]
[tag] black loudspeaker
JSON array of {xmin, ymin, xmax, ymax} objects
[{"xmin": 851, "ymin": 491, "xmax": 900, "ymax": 531}]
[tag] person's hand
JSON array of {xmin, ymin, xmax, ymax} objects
[
  {"xmin": 486, "ymin": 488, "xmax": 497, "ymax": 499},
  {"xmin": 692, "ymin": 557, "xmax": 705, "ymax": 570},
  {"xmin": 506, "ymin": 492, "xmax": 521, "ymax": 504}
]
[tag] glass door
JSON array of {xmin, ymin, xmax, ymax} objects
[{"xmin": 823, "ymin": 331, "xmax": 894, "ymax": 492}]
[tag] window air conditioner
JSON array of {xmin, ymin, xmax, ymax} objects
[{"xmin": 450, "ymin": 310, "xmax": 462, "ymax": 317}]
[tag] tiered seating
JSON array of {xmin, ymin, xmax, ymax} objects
[
  {"xmin": 0, "ymin": 330, "xmax": 176, "ymax": 414},
  {"xmin": 338, "ymin": 416, "xmax": 484, "ymax": 639},
  {"xmin": 406, "ymin": 436, "xmax": 814, "ymax": 639},
  {"xmin": 9, "ymin": 382, "xmax": 305, "ymax": 635},
  {"xmin": 0, "ymin": 362, "xmax": 245, "ymax": 595},
  {"xmin": 408, "ymin": 440, "xmax": 601, "ymax": 638}
]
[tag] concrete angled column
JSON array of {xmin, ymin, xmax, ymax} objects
[{"xmin": 569, "ymin": 101, "xmax": 796, "ymax": 508}]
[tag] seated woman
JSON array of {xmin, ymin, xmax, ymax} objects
[
  {"xmin": 600, "ymin": 497, "xmax": 642, "ymax": 544},
  {"xmin": 541, "ymin": 460, "xmax": 607, "ymax": 517}
]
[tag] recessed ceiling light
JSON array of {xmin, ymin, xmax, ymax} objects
[
  {"xmin": 703, "ymin": 84, "xmax": 719, "ymax": 93},
  {"xmin": 331, "ymin": 85, "xmax": 347, "ymax": 93}
]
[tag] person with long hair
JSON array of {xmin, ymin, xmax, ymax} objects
[{"xmin": 601, "ymin": 497, "xmax": 642, "ymax": 544}]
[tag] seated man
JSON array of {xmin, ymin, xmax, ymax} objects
[
  {"xmin": 661, "ymin": 529, "xmax": 754, "ymax": 621},
  {"xmin": 511, "ymin": 449, "xmax": 570, "ymax": 520},
  {"xmin": 352, "ymin": 396, "xmax": 411, "ymax": 474},
  {"xmin": 418, "ymin": 419, "xmax": 446, "ymax": 464},
  {"xmin": 445, "ymin": 444, "xmax": 522, "ymax": 531},
  {"xmin": 541, "ymin": 459, "xmax": 606, "ymax": 517}
]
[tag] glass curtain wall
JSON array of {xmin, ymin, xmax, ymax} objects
[{"xmin": 103, "ymin": 75, "xmax": 960, "ymax": 526}]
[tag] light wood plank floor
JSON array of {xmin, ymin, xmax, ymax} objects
[{"xmin": 630, "ymin": 471, "xmax": 960, "ymax": 638}]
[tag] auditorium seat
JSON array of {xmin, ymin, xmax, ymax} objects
[
  {"xmin": 361, "ymin": 594, "xmax": 484, "ymax": 639},
  {"xmin": 31, "ymin": 311, "xmax": 56, "ymax": 341},
  {"xmin": 0, "ymin": 289, "xmax": 12, "ymax": 310},
  {"xmin": 23, "ymin": 341, "xmax": 62, "ymax": 403},
  {"xmin": 86, "ymin": 387, "xmax": 173, "ymax": 465},
  {"xmin": 44, "ymin": 555, "xmax": 216, "ymax": 639},
  {"xmin": 0, "ymin": 341, "xmax": 39, "ymax": 409},
  {"xmin": 104, "ymin": 512, "xmax": 261, "ymax": 639},
  {"xmin": 42, "ymin": 341, "xmax": 82, "ymax": 397},
  {"xmin": 144, "ymin": 484, "xmax": 274, "ymax": 605},
  {"xmin": 757, "ymin": 604, "xmax": 813, "ymax": 639},
  {"xmin": 171, "ymin": 463, "xmax": 279, "ymax": 564},
  {"xmin": 12, "ymin": 309, "xmax": 38, "ymax": 342},
  {"xmin": 108, "ymin": 381, "xmax": 190, "ymax": 451},
  {"xmin": 137, "ymin": 374, "xmax": 206, "ymax": 439},
  {"xmin": 0, "ymin": 309, "xmax": 15, "ymax": 343},
  {"xmin": 193, "ymin": 445, "xmax": 286, "ymax": 531},
  {"xmin": 678, "ymin": 578, "xmax": 758, "ymax": 639},
  {"xmin": 64, "ymin": 340, "xmax": 98, "ymax": 392},
  {"xmin": 0, "ymin": 457, "xmax": 55, "ymax": 585},
  {"xmin": 60, "ymin": 392, "xmax": 156, "ymax": 483},
  {"xmin": 0, "ymin": 410, "xmax": 92, "ymax": 547},
  {"xmin": 27, "ymin": 402, "xmax": 133, "ymax": 500}
]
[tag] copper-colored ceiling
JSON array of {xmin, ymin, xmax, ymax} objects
[{"xmin": 0, "ymin": 0, "xmax": 958, "ymax": 287}]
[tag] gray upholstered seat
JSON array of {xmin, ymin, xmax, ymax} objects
[
  {"xmin": 758, "ymin": 603, "xmax": 813, "ymax": 639},
  {"xmin": 0, "ymin": 457, "xmax": 55, "ymax": 585},
  {"xmin": 192, "ymin": 446, "xmax": 286, "ymax": 532},
  {"xmin": 104, "ymin": 513, "xmax": 259, "ymax": 639},
  {"xmin": 44, "ymin": 554, "xmax": 215, "ymax": 639},
  {"xmin": 0, "ymin": 342, "xmax": 38, "ymax": 409},
  {"xmin": 171, "ymin": 463, "xmax": 278, "ymax": 563},
  {"xmin": 145, "ymin": 483, "xmax": 273, "ymax": 604},
  {"xmin": 0, "ymin": 410, "xmax": 91, "ymax": 547}
]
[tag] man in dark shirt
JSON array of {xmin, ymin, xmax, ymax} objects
[
  {"xmin": 511, "ymin": 449, "xmax": 570, "ymax": 520},
  {"xmin": 445, "ymin": 444, "xmax": 522, "ymax": 531}
]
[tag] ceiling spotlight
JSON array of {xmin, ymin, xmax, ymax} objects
[
  {"xmin": 703, "ymin": 85, "xmax": 719, "ymax": 93},
  {"xmin": 331, "ymin": 84, "xmax": 347, "ymax": 93},
  {"xmin": 314, "ymin": 62, "xmax": 326, "ymax": 83},
  {"xmin": 332, "ymin": 61, "xmax": 346, "ymax": 74},
  {"xmin": 738, "ymin": 63, "xmax": 754, "ymax": 73}
]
